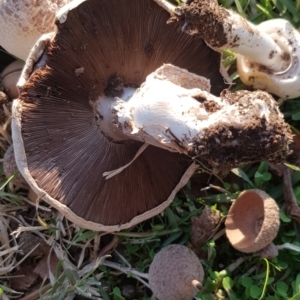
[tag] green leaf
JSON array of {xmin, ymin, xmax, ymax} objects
[
  {"xmin": 292, "ymin": 111, "xmax": 300, "ymax": 121},
  {"xmin": 275, "ymin": 281, "xmax": 288, "ymax": 297},
  {"xmin": 231, "ymin": 168, "xmax": 255, "ymax": 187},
  {"xmin": 0, "ymin": 172, "xmax": 17, "ymax": 189},
  {"xmin": 151, "ymin": 224, "xmax": 164, "ymax": 231},
  {"xmin": 284, "ymin": 230, "xmax": 296, "ymax": 236},
  {"xmin": 99, "ymin": 285, "xmax": 110, "ymax": 300},
  {"xmin": 261, "ymin": 172, "xmax": 271, "ymax": 181},
  {"xmin": 65, "ymin": 268, "xmax": 79, "ymax": 286},
  {"xmin": 280, "ymin": 210, "xmax": 292, "ymax": 223},
  {"xmin": 275, "ymin": 260, "xmax": 288, "ymax": 270},
  {"xmin": 296, "ymin": 273, "xmax": 300, "ymax": 293},
  {"xmin": 165, "ymin": 207, "xmax": 178, "ymax": 229},
  {"xmin": 0, "ymin": 285, "xmax": 22, "ymax": 295},
  {"xmin": 257, "ymin": 4, "xmax": 274, "ymax": 19},
  {"xmin": 161, "ymin": 230, "xmax": 183, "ymax": 248},
  {"xmin": 240, "ymin": 277, "xmax": 253, "ymax": 288},
  {"xmin": 222, "ymin": 276, "xmax": 234, "ymax": 291},
  {"xmin": 57, "ymin": 285, "xmax": 68, "ymax": 300},
  {"xmin": 254, "ymin": 170, "xmax": 271, "ymax": 184},
  {"xmin": 278, "ymin": 0, "xmax": 300, "ymax": 21},
  {"xmin": 112, "ymin": 287, "xmax": 125, "ymax": 300},
  {"xmin": 285, "ymin": 163, "xmax": 300, "ymax": 172},
  {"xmin": 219, "ymin": 269, "xmax": 230, "ymax": 279},
  {"xmin": 72, "ymin": 229, "xmax": 96, "ymax": 243},
  {"xmin": 234, "ymin": 0, "xmax": 247, "ymax": 18},
  {"xmin": 249, "ymin": 285, "xmax": 262, "ymax": 299},
  {"xmin": 75, "ymin": 285, "xmax": 94, "ymax": 298}
]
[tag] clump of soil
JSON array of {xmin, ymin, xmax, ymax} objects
[
  {"xmin": 170, "ymin": 0, "xmax": 229, "ymax": 47},
  {"xmin": 189, "ymin": 90, "xmax": 293, "ymax": 175}
]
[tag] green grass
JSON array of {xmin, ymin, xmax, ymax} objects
[{"xmin": 0, "ymin": 0, "xmax": 300, "ymax": 299}]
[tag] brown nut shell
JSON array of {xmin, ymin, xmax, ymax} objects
[
  {"xmin": 149, "ymin": 244, "xmax": 204, "ymax": 300},
  {"xmin": 225, "ymin": 189, "xmax": 279, "ymax": 253},
  {"xmin": 191, "ymin": 206, "xmax": 221, "ymax": 249}
]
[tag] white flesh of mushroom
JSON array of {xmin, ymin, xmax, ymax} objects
[
  {"xmin": 237, "ymin": 19, "xmax": 300, "ymax": 99},
  {"xmin": 97, "ymin": 64, "xmax": 276, "ymax": 155}
]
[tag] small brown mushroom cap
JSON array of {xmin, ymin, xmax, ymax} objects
[
  {"xmin": 149, "ymin": 244, "xmax": 204, "ymax": 300},
  {"xmin": 225, "ymin": 189, "xmax": 280, "ymax": 253}
]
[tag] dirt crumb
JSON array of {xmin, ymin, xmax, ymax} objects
[
  {"xmin": 105, "ymin": 74, "xmax": 124, "ymax": 97},
  {"xmin": 202, "ymin": 100, "xmax": 221, "ymax": 112}
]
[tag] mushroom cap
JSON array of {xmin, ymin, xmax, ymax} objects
[
  {"xmin": 225, "ymin": 189, "xmax": 280, "ymax": 253},
  {"xmin": 12, "ymin": 0, "xmax": 227, "ymax": 231},
  {"xmin": 0, "ymin": 0, "xmax": 72, "ymax": 60},
  {"xmin": 149, "ymin": 244, "xmax": 204, "ymax": 300},
  {"xmin": 1, "ymin": 60, "xmax": 24, "ymax": 99}
]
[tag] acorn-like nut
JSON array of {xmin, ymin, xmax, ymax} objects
[
  {"xmin": 149, "ymin": 244, "xmax": 204, "ymax": 300},
  {"xmin": 225, "ymin": 189, "xmax": 280, "ymax": 253},
  {"xmin": 191, "ymin": 206, "xmax": 221, "ymax": 249},
  {"xmin": 1, "ymin": 60, "xmax": 24, "ymax": 99}
]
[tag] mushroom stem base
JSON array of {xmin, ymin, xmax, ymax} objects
[
  {"xmin": 114, "ymin": 64, "xmax": 292, "ymax": 173},
  {"xmin": 174, "ymin": 0, "xmax": 287, "ymax": 71}
]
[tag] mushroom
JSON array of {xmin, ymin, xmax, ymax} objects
[
  {"xmin": 225, "ymin": 189, "xmax": 280, "ymax": 253},
  {"xmin": 0, "ymin": 0, "xmax": 72, "ymax": 61},
  {"xmin": 149, "ymin": 244, "xmax": 204, "ymax": 300},
  {"xmin": 168, "ymin": 0, "xmax": 300, "ymax": 99},
  {"xmin": 12, "ymin": 0, "xmax": 291, "ymax": 231},
  {"xmin": 1, "ymin": 60, "xmax": 25, "ymax": 99}
]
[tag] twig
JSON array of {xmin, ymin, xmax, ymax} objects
[
  {"xmin": 282, "ymin": 165, "xmax": 300, "ymax": 223},
  {"xmin": 97, "ymin": 235, "xmax": 119, "ymax": 257}
]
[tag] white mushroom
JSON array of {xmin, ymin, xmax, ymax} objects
[
  {"xmin": 158, "ymin": 0, "xmax": 300, "ymax": 99},
  {"xmin": 236, "ymin": 19, "xmax": 300, "ymax": 99},
  {"xmin": 0, "ymin": 0, "xmax": 72, "ymax": 60},
  {"xmin": 11, "ymin": 0, "xmax": 292, "ymax": 232},
  {"xmin": 107, "ymin": 64, "xmax": 292, "ymax": 172}
]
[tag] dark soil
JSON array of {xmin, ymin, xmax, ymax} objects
[
  {"xmin": 171, "ymin": 0, "xmax": 229, "ymax": 48},
  {"xmin": 188, "ymin": 90, "xmax": 293, "ymax": 175}
]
